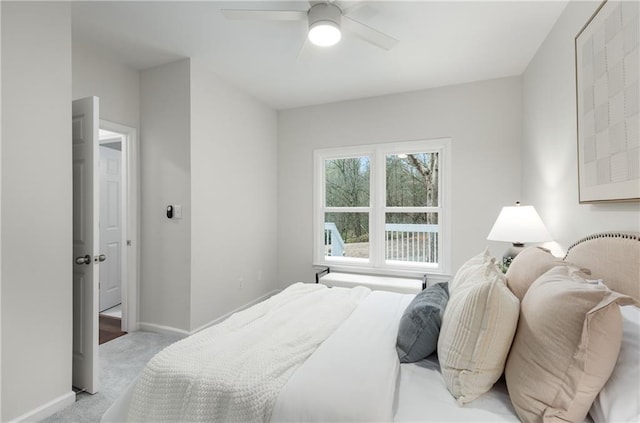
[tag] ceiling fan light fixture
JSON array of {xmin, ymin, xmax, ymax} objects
[
  {"xmin": 308, "ymin": 3, "xmax": 342, "ymax": 47},
  {"xmin": 309, "ymin": 21, "xmax": 341, "ymax": 46}
]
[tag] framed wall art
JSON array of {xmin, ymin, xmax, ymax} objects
[{"xmin": 575, "ymin": 0, "xmax": 640, "ymax": 203}]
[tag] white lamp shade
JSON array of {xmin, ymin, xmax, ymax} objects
[{"xmin": 487, "ymin": 204, "xmax": 552, "ymax": 244}]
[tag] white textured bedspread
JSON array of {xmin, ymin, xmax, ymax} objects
[{"xmin": 126, "ymin": 283, "xmax": 370, "ymax": 422}]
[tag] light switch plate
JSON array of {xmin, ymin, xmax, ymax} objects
[{"xmin": 174, "ymin": 205, "xmax": 183, "ymax": 219}]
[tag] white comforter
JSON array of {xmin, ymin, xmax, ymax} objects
[
  {"xmin": 126, "ymin": 283, "xmax": 370, "ymax": 422},
  {"xmin": 271, "ymin": 289, "xmax": 414, "ymax": 422}
]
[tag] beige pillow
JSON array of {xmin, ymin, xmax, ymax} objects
[
  {"xmin": 438, "ymin": 251, "xmax": 520, "ymax": 404},
  {"xmin": 505, "ymin": 246, "xmax": 568, "ymax": 301},
  {"xmin": 505, "ymin": 266, "xmax": 636, "ymax": 423}
]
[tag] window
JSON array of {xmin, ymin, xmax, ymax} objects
[{"xmin": 314, "ymin": 139, "xmax": 451, "ymax": 275}]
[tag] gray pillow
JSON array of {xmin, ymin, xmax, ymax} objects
[{"xmin": 396, "ymin": 282, "xmax": 449, "ymax": 363}]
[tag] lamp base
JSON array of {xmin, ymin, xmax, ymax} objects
[{"xmin": 502, "ymin": 243, "xmax": 525, "ymax": 271}]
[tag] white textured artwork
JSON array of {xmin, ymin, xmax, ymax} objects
[{"xmin": 576, "ymin": 0, "xmax": 640, "ymax": 202}]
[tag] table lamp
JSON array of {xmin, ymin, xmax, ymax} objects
[{"xmin": 487, "ymin": 201, "xmax": 552, "ymax": 268}]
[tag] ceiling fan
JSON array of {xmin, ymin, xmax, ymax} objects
[{"xmin": 221, "ymin": 1, "xmax": 399, "ymax": 50}]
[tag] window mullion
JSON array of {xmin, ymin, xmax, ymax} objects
[
  {"xmin": 371, "ymin": 148, "xmax": 385, "ymax": 268},
  {"xmin": 324, "ymin": 207, "xmax": 370, "ymax": 213},
  {"xmin": 386, "ymin": 207, "xmax": 442, "ymax": 213}
]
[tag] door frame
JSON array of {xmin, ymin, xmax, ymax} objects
[{"xmin": 99, "ymin": 120, "xmax": 139, "ymax": 333}]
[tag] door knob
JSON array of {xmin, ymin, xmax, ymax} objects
[
  {"xmin": 94, "ymin": 254, "xmax": 106, "ymax": 263},
  {"xmin": 75, "ymin": 255, "xmax": 91, "ymax": 265}
]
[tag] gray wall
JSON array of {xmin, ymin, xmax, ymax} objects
[
  {"xmin": 189, "ymin": 60, "xmax": 279, "ymax": 331},
  {"xmin": 72, "ymin": 41, "xmax": 141, "ymax": 130},
  {"xmin": 1, "ymin": 2, "xmax": 73, "ymax": 420},
  {"xmin": 522, "ymin": 0, "xmax": 640, "ymax": 251},
  {"xmin": 139, "ymin": 59, "xmax": 192, "ymax": 332},
  {"xmin": 277, "ymin": 76, "xmax": 524, "ymax": 285}
]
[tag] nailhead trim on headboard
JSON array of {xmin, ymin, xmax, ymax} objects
[{"xmin": 564, "ymin": 232, "xmax": 640, "ymax": 261}]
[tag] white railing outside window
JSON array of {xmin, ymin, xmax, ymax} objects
[
  {"xmin": 324, "ymin": 222, "xmax": 345, "ymax": 257},
  {"xmin": 324, "ymin": 222, "xmax": 439, "ymax": 263},
  {"xmin": 385, "ymin": 223, "xmax": 438, "ymax": 263}
]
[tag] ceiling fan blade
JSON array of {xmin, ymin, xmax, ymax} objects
[
  {"xmin": 342, "ymin": 15, "xmax": 398, "ymax": 50},
  {"xmin": 296, "ymin": 37, "xmax": 311, "ymax": 61},
  {"xmin": 342, "ymin": 3, "xmax": 378, "ymax": 20},
  {"xmin": 221, "ymin": 9, "xmax": 307, "ymax": 21},
  {"xmin": 339, "ymin": 0, "xmax": 365, "ymax": 16}
]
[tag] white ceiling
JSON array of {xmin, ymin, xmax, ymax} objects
[{"xmin": 71, "ymin": 1, "xmax": 569, "ymax": 110}]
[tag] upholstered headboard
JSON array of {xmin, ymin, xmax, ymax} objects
[{"xmin": 564, "ymin": 232, "xmax": 640, "ymax": 301}]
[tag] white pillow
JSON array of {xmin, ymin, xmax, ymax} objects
[
  {"xmin": 448, "ymin": 249, "xmax": 500, "ymax": 295},
  {"xmin": 438, "ymin": 250, "xmax": 519, "ymax": 404},
  {"xmin": 590, "ymin": 305, "xmax": 640, "ymax": 423}
]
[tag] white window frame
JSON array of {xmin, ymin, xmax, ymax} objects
[{"xmin": 313, "ymin": 138, "xmax": 451, "ymax": 277}]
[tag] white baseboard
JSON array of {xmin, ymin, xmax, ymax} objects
[
  {"xmin": 136, "ymin": 322, "xmax": 189, "ymax": 338},
  {"xmin": 10, "ymin": 390, "xmax": 75, "ymax": 423},
  {"xmin": 190, "ymin": 289, "xmax": 281, "ymax": 335},
  {"xmin": 137, "ymin": 289, "xmax": 282, "ymax": 338}
]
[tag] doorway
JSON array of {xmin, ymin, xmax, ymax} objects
[
  {"xmin": 98, "ymin": 120, "xmax": 139, "ymax": 336},
  {"xmin": 97, "ymin": 129, "xmax": 126, "ymax": 344}
]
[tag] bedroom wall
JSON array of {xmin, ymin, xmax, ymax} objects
[
  {"xmin": 189, "ymin": 60, "xmax": 278, "ymax": 331},
  {"xmin": 522, "ymin": 0, "xmax": 640, "ymax": 252},
  {"xmin": 1, "ymin": 2, "xmax": 74, "ymax": 421},
  {"xmin": 277, "ymin": 76, "xmax": 523, "ymax": 285},
  {"xmin": 138, "ymin": 58, "xmax": 279, "ymax": 334},
  {"xmin": 139, "ymin": 59, "xmax": 192, "ymax": 332},
  {"xmin": 72, "ymin": 41, "xmax": 140, "ymax": 129}
]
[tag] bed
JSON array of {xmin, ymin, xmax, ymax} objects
[{"xmin": 102, "ymin": 231, "xmax": 640, "ymax": 423}]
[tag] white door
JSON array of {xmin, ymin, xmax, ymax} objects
[
  {"xmin": 99, "ymin": 144, "xmax": 122, "ymax": 312},
  {"xmin": 72, "ymin": 96, "xmax": 100, "ymax": 394}
]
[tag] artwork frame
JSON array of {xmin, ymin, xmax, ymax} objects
[{"xmin": 575, "ymin": 0, "xmax": 640, "ymax": 203}]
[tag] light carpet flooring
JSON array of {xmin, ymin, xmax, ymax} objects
[{"xmin": 44, "ymin": 331, "xmax": 183, "ymax": 423}]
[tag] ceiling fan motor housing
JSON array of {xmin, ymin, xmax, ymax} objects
[{"xmin": 308, "ymin": 3, "xmax": 342, "ymax": 29}]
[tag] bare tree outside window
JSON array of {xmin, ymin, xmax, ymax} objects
[
  {"xmin": 386, "ymin": 153, "xmax": 439, "ymax": 263},
  {"xmin": 324, "ymin": 157, "xmax": 370, "ymax": 258}
]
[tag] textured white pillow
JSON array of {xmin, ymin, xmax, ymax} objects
[
  {"xmin": 449, "ymin": 248, "xmax": 499, "ymax": 295},
  {"xmin": 437, "ymin": 251, "xmax": 519, "ymax": 404},
  {"xmin": 590, "ymin": 305, "xmax": 640, "ymax": 423}
]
